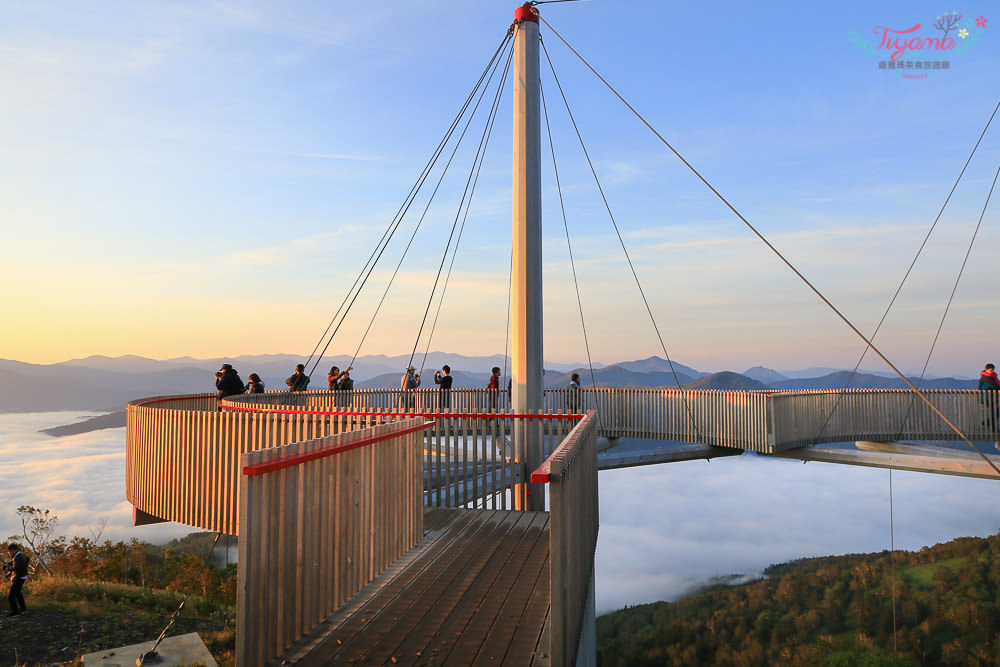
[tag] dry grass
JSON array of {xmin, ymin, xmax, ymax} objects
[{"xmin": 0, "ymin": 576, "xmax": 234, "ymax": 666}]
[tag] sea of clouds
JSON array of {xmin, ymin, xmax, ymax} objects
[
  {"xmin": 595, "ymin": 451, "xmax": 1000, "ymax": 613},
  {"xmin": 0, "ymin": 412, "xmax": 191, "ymax": 546},
  {"xmin": 3, "ymin": 412, "xmax": 999, "ymax": 615}
]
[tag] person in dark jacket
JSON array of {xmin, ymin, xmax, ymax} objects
[
  {"xmin": 979, "ymin": 363, "xmax": 1000, "ymax": 430},
  {"xmin": 487, "ymin": 366, "xmax": 501, "ymax": 411},
  {"xmin": 245, "ymin": 373, "xmax": 265, "ymax": 394},
  {"xmin": 567, "ymin": 372, "xmax": 582, "ymax": 412},
  {"xmin": 328, "ymin": 366, "xmax": 351, "ymax": 391},
  {"xmin": 434, "ymin": 365, "xmax": 453, "ymax": 409},
  {"xmin": 215, "ymin": 364, "xmax": 244, "ymax": 400},
  {"xmin": 6, "ymin": 543, "xmax": 28, "ymax": 616},
  {"xmin": 286, "ymin": 364, "xmax": 310, "ymax": 392},
  {"xmin": 338, "ymin": 370, "xmax": 354, "ymax": 392}
]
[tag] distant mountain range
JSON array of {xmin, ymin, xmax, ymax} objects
[{"xmin": 0, "ymin": 354, "xmax": 978, "ymax": 413}]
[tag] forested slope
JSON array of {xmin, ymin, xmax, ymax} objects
[{"xmin": 597, "ymin": 532, "xmax": 1000, "ymax": 666}]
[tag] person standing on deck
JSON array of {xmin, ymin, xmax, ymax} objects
[
  {"xmin": 327, "ymin": 366, "xmax": 350, "ymax": 391},
  {"xmin": 215, "ymin": 364, "xmax": 244, "ymax": 400},
  {"xmin": 488, "ymin": 366, "xmax": 501, "ymax": 411},
  {"xmin": 567, "ymin": 372, "xmax": 581, "ymax": 413},
  {"xmin": 338, "ymin": 369, "xmax": 354, "ymax": 392},
  {"xmin": 245, "ymin": 373, "xmax": 265, "ymax": 394},
  {"xmin": 979, "ymin": 363, "xmax": 1000, "ymax": 430},
  {"xmin": 401, "ymin": 366, "xmax": 421, "ymax": 410},
  {"xmin": 434, "ymin": 365, "xmax": 453, "ymax": 410},
  {"xmin": 286, "ymin": 364, "xmax": 310, "ymax": 392}
]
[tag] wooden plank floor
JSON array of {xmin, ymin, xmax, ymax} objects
[{"xmin": 279, "ymin": 507, "xmax": 551, "ymax": 666}]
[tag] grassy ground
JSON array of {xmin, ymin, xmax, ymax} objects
[
  {"xmin": 899, "ymin": 556, "xmax": 968, "ymax": 589},
  {"xmin": 0, "ymin": 577, "xmax": 234, "ymax": 666}
]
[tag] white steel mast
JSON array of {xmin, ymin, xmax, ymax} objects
[{"xmin": 511, "ymin": 2, "xmax": 544, "ymax": 511}]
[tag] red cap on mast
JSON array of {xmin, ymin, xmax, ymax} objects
[{"xmin": 514, "ymin": 2, "xmax": 538, "ymax": 23}]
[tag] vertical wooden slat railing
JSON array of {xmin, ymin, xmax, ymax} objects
[
  {"xmin": 235, "ymin": 418, "xmax": 428, "ymax": 667},
  {"xmin": 531, "ymin": 411, "xmax": 600, "ymax": 667},
  {"xmin": 126, "ymin": 395, "xmax": 407, "ymax": 533},
  {"xmin": 766, "ymin": 389, "xmax": 999, "ymax": 450},
  {"xmin": 127, "ymin": 389, "xmax": 997, "ymax": 536}
]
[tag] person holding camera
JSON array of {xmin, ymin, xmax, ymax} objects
[
  {"xmin": 215, "ymin": 364, "xmax": 244, "ymax": 401},
  {"xmin": 400, "ymin": 366, "xmax": 421, "ymax": 410},
  {"xmin": 434, "ymin": 364, "xmax": 453, "ymax": 409},
  {"xmin": 245, "ymin": 373, "xmax": 265, "ymax": 394},
  {"xmin": 327, "ymin": 366, "xmax": 351, "ymax": 391},
  {"xmin": 286, "ymin": 364, "xmax": 310, "ymax": 392},
  {"xmin": 6, "ymin": 543, "xmax": 28, "ymax": 617}
]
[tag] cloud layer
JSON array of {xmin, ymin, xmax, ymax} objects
[
  {"xmin": 5, "ymin": 411, "xmax": 1000, "ymax": 616},
  {"xmin": 595, "ymin": 451, "xmax": 1000, "ymax": 613}
]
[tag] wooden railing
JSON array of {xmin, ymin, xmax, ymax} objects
[
  {"xmin": 126, "ymin": 394, "xmax": 410, "ymax": 534},
  {"xmin": 226, "ymin": 387, "xmax": 998, "ymax": 451},
  {"xmin": 126, "ymin": 388, "xmax": 999, "ymax": 532},
  {"xmin": 532, "ymin": 411, "xmax": 600, "ymax": 667},
  {"xmin": 236, "ymin": 418, "xmax": 428, "ymax": 666},
  {"xmin": 227, "ymin": 387, "xmax": 773, "ymax": 448},
  {"xmin": 126, "ymin": 393, "xmax": 581, "ymax": 531},
  {"xmin": 221, "ymin": 393, "xmax": 582, "ymax": 509},
  {"xmin": 767, "ymin": 389, "xmax": 1000, "ymax": 449}
]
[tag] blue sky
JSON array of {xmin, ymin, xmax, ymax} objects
[{"xmin": 1, "ymin": 1, "xmax": 997, "ymax": 377}]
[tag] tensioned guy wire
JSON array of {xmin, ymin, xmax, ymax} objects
[
  {"xmin": 539, "ymin": 75, "xmax": 600, "ymax": 405},
  {"xmin": 540, "ymin": 15, "xmax": 1000, "ymax": 475},
  {"xmin": 413, "ymin": 40, "xmax": 515, "ymax": 374},
  {"xmin": 304, "ymin": 28, "xmax": 514, "ymax": 378},
  {"xmin": 894, "ymin": 161, "xmax": 1000, "ymax": 435},
  {"xmin": 539, "ymin": 34, "xmax": 703, "ymax": 441},
  {"xmin": 346, "ymin": 36, "xmax": 515, "ymax": 371},
  {"xmin": 810, "ymin": 99, "xmax": 1000, "ymax": 445}
]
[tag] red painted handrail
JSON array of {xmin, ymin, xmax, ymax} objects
[
  {"xmin": 134, "ymin": 393, "xmax": 216, "ymax": 406},
  {"xmin": 241, "ymin": 420, "xmax": 433, "ymax": 477},
  {"xmin": 530, "ymin": 412, "xmax": 595, "ymax": 484},
  {"xmin": 221, "ymin": 403, "xmax": 584, "ymax": 420},
  {"xmin": 531, "ymin": 458, "xmax": 554, "ymax": 485}
]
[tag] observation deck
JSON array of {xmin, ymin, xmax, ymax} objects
[{"xmin": 125, "ymin": 386, "xmax": 999, "ymax": 664}]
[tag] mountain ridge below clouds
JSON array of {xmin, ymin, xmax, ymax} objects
[{"xmin": 0, "ymin": 354, "xmax": 979, "ymax": 413}]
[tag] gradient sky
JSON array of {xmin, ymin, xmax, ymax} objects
[{"xmin": 2, "ymin": 1, "xmax": 998, "ymax": 377}]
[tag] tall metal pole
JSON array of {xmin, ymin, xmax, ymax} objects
[{"xmin": 511, "ymin": 3, "xmax": 544, "ymax": 511}]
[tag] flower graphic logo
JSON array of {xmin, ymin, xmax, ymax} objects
[{"xmin": 850, "ymin": 10, "xmax": 989, "ymax": 78}]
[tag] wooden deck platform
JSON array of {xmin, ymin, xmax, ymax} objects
[{"xmin": 278, "ymin": 507, "xmax": 552, "ymax": 666}]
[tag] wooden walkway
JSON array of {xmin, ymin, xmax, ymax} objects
[{"xmin": 279, "ymin": 507, "xmax": 552, "ymax": 666}]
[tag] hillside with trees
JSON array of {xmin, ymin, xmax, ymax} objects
[
  {"xmin": 597, "ymin": 531, "xmax": 1000, "ymax": 666},
  {"xmin": 2, "ymin": 507, "xmax": 234, "ymax": 666}
]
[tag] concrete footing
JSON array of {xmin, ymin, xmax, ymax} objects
[{"xmin": 82, "ymin": 632, "xmax": 217, "ymax": 667}]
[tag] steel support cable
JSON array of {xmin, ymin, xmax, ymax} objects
[
  {"xmin": 894, "ymin": 162, "xmax": 1000, "ymax": 435},
  {"xmin": 419, "ymin": 49, "xmax": 512, "ymax": 373},
  {"xmin": 138, "ymin": 533, "xmax": 222, "ymax": 665},
  {"xmin": 539, "ymin": 36, "xmax": 703, "ymax": 442},
  {"xmin": 540, "ymin": 16, "xmax": 1000, "ymax": 474},
  {"xmin": 410, "ymin": 42, "xmax": 515, "ymax": 373},
  {"xmin": 504, "ymin": 249, "xmax": 513, "ymax": 390},
  {"xmin": 889, "ymin": 469, "xmax": 898, "ymax": 655},
  {"xmin": 810, "ymin": 99, "xmax": 1000, "ymax": 445},
  {"xmin": 348, "ymin": 38, "xmax": 515, "ymax": 370},
  {"xmin": 539, "ymin": 74, "xmax": 600, "ymax": 415},
  {"xmin": 304, "ymin": 29, "xmax": 514, "ymax": 378}
]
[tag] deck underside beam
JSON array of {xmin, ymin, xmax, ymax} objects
[{"xmin": 766, "ymin": 441, "xmax": 1000, "ymax": 480}]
